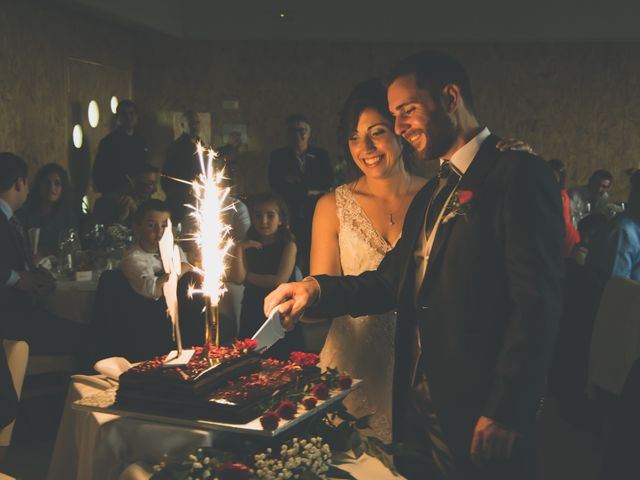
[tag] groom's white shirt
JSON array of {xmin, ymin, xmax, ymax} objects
[{"xmin": 442, "ymin": 126, "xmax": 491, "ymax": 175}]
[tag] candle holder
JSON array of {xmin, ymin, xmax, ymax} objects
[{"xmin": 204, "ymin": 298, "xmax": 220, "ymax": 347}]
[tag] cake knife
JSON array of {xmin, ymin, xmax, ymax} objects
[{"xmin": 251, "ymin": 306, "xmax": 286, "ymax": 352}]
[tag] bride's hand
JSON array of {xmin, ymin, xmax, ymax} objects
[{"xmin": 264, "ymin": 278, "xmax": 320, "ymax": 331}]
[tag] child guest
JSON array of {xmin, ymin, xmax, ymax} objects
[
  {"xmin": 120, "ymin": 199, "xmax": 191, "ymax": 300},
  {"xmin": 229, "ymin": 193, "xmax": 299, "ymax": 355}
]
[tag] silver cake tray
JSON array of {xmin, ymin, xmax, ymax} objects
[{"xmin": 73, "ymin": 379, "xmax": 362, "ymax": 438}]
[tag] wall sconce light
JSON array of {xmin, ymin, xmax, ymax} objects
[
  {"xmin": 110, "ymin": 96, "xmax": 119, "ymax": 115},
  {"xmin": 72, "ymin": 124, "xmax": 83, "ymax": 148},
  {"xmin": 88, "ymin": 100, "xmax": 100, "ymax": 128}
]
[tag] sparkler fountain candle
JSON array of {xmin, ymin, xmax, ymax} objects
[{"xmin": 185, "ymin": 143, "xmax": 234, "ymax": 348}]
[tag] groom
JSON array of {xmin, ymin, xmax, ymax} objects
[{"xmin": 265, "ymin": 50, "xmax": 563, "ymax": 479}]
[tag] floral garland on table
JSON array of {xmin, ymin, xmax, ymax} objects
[{"xmin": 257, "ymin": 353, "xmax": 354, "ymax": 432}]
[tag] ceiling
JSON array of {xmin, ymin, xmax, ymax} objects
[{"xmin": 55, "ymin": 0, "xmax": 640, "ymax": 42}]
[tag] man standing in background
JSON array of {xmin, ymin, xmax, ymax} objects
[
  {"xmin": 269, "ymin": 114, "xmax": 333, "ymax": 275},
  {"xmin": 93, "ymin": 100, "xmax": 148, "ymax": 195},
  {"xmin": 162, "ymin": 111, "xmax": 203, "ymax": 225}
]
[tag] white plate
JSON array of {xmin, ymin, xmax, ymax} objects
[{"xmin": 73, "ymin": 380, "xmax": 362, "ymax": 438}]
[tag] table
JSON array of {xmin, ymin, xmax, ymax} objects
[
  {"xmin": 47, "ymin": 375, "xmax": 402, "ymax": 480},
  {"xmin": 46, "ymin": 279, "xmax": 98, "ymax": 324}
]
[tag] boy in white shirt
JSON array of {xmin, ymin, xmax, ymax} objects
[{"xmin": 120, "ymin": 199, "xmax": 191, "ymax": 299}]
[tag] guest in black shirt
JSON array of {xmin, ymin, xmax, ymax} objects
[
  {"xmin": 92, "ymin": 99, "xmax": 148, "ymax": 195},
  {"xmin": 269, "ymin": 114, "xmax": 333, "ymax": 274},
  {"xmin": 161, "ymin": 111, "xmax": 203, "ymax": 224}
]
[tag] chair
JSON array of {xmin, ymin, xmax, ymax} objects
[
  {"xmin": 0, "ymin": 340, "xmax": 29, "ymax": 477},
  {"xmin": 92, "ymin": 270, "xmax": 172, "ymax": 362},
  {"xmin": 600, "ymin": 357, "xmax": 640, "ymax": 479},
  {"xmin": 588, "ymin": 276, "xmax": 640, "ymax": 397}
]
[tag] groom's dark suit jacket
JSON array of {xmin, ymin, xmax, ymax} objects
[{"xmin": 310, "ymin": 135, "xmax": 564, "ymax": 454}]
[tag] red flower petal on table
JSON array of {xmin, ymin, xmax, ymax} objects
[
  {"xmin": 458, "ymin": 190, "xmax": 473, "ymax": 205},
  {"xmin": 276, "ymin": 399, "xmax": 298, "ymax": 419},
  {"xmin": 260, "ymin": 411, "xmax": 280, "ymax": 430},
  {"xmin": 311, "ymin": 382, "xmax": 330, "ymax": 400},
  {"xmin": 215, "ymin": 461, "xmax": 252, "ymax": 480},
  {"xmin": 302, "ymin": 396, "xmax": 318, "ymax": 410},
  {"xmin": 289, "ymin": 352, "xmax": 320, "ymax": 368},
  {"xmin": 337, "ymin": 375, "xmax": 353, "ymax": 390}
]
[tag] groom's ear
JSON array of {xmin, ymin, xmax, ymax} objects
[{"xmin": 441, "ymin": 84, "xmax": 462, "ymax": 114}]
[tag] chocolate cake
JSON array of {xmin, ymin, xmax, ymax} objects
[{"xmin": 116, "ymin": 342, "xmax": 321, "ymax": 423}]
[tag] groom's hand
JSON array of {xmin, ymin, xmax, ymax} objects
[
  {"xmin": 264, "ymin": 278, "xmax": 320, "ymax": 331},
  {"xmin": 470, "ymin": 416, "xmax": 518, "ymax": 464}
]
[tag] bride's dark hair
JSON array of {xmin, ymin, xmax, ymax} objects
[{"xmin": 337, "ymin": 78, "xmax": 416, "ymax": 177}]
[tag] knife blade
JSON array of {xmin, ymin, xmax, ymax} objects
[{"xmin": 251, "ymin": 306, "xmax": 285, "ymax": 352}]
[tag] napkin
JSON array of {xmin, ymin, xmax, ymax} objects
[{"xmin": 94, "ymin": 357, "xmax": 133, "ymax": 380}]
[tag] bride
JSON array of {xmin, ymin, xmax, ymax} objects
[
  {"xmin": 309, "ymin": 79, "xmax": 424, "ymax": 442},
  {"xmin": 307, "ymin": 78, "xmax": 531, "ymax": 442}
]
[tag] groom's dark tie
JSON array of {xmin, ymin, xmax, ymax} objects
[{"xmin": 424, "ymin": 161, "xmax": 461, "ymax": 238}]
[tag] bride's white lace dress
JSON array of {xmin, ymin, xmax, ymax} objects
[{"xmin": 320, "ymin": 185, "xmax": 397, "ymax": 443}]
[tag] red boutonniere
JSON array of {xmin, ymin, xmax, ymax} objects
[{"xmin": 442, "ymin": 189, "xmax": 474, "ymax": 224}]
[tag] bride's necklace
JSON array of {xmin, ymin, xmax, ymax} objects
[{"xmin": 365, "ymin": 176, "xmax": 411, "ymax": 226}]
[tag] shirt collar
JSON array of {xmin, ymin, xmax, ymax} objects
[
  {"xmin": 0, "ymin": 198, "xmax": 13, "ymax": 220},
  {"xmin": 442, "ymin": 127, "xmax": 491, "ymax": 175}
]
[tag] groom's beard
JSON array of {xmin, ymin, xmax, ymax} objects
[{"xmin": 419, "ymin": 105, "xmax": 457, "ymax": 162}]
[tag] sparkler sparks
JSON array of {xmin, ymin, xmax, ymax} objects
[{"xmin": 184, "ymin": 143, "xmax": 234, "ymax": 308}]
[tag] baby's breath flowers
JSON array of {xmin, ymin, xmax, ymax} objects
[
  {"xmin": 152, "ymin": 436, "xmax": 331, "ymax": 480},
  {"xmin": 254, "ymin": 436, "xmax": 331, "ymax": 480}
]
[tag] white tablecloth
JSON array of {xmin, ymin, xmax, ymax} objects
[
  {"xmin": 46, "ymin": 279, "xmax": 98, "ymax": 324},
  {"xmin": 47, "ymin": 375, "xmax": 402, "ymax": 480}
]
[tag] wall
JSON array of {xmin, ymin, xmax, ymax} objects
[
  {"xmin": 0, "ymin": 0, "xmax": 134, "ymax": 197},
  {"xmin": 134, "ymin": 37, "xmax": 640, "ymax": 201},
  {"xmin": 2, "ymin": 2, "xmax": 640, "ymax": 202}
]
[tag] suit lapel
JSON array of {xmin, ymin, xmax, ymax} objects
[{"xmin": 424, "ymin": 134, "xmax": 501, "ymax": 277}]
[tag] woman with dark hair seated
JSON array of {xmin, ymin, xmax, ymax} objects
[{"xmin": 16, "ymin": 163, "xmax": 78, "ymax": 256}]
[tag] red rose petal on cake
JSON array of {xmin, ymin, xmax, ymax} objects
[
  {"xmin": 259, "ymin": 411, "xmax": 280, "ymax": 430},
  {"xmin": 289, "ymin": 352, "xmax": 320, "ymax": 368}
]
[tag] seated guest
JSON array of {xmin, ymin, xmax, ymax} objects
[
  {"xmin": 568, "ymin": 169, "xmax": 613, "ymax": 227},
  {"xmin": 16, "ymin": 163, "xmax": 78, "ymax": 256},
  {"xmin": 119, "ymin": 199, "xmax": 191, "ymax": 300},
  {"xmin": 574, "ymin": 213, "xmax": 608, "ymax": 265},
  {"xmin": 0, "ymin": 153, "xmax": 86, "ymax": 360},
  {"xmin": 93, "ymin": 163, "xmax": 158, "ymax": 227},
  {"xmin": 548, "ymin": 159, "xmax": 581, "ymax": 256},
  {"xmin": 586, "ymin": 171, "xmax": 640, "ymax": 282}
]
